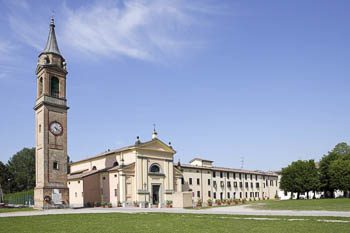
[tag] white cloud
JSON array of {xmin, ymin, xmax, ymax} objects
[
  {"xmin": 60, "ymin": 0, "xmax": 216, "ymax": 62},
  {"xmin": 0, "ymin": 40, "xmax": 12, "ymax": 56},
  {"xmin": 8, "ymin": 15, "xmax": 46, "ymax": 51},
  {"xmin": 4, "ymin": 0, "xmax": 221, "ymax": 63}
]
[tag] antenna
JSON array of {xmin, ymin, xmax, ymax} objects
[
  {"xmin": 240, "ymin": 156, "xmax": 244, "ymax": 169},
  {"xmin": 153, "ymin": 123, "xmax": 156, "ymax": 131}
]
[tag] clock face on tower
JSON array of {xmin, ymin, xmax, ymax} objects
[{"xmin": 49, "ymin": 121, "xmax": 63, "ymax": 136}]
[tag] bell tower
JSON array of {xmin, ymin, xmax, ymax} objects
[{"xmin": 34, "ymin": 18, "xmax": 69, "ymax": 209}]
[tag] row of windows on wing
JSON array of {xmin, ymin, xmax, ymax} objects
[
  {"xmin": 194, "ymin": 190, "xmax": 269, "ymax": 199},
  {"xmin": 90, "ymin": 163, "xmax": 161, "ymax": 173},
  {"xmin": 182, "ymin": 178, "xmax": 277, "ymax": 187},
  {"xmin": 188, "ymin": 170, "xmax": 272, "ymax": 181},
  {"xmin": 212, "ymin": 171, "xmax": 267, "ymax": 180},
  {"xmin": 38, "ymin": 76, "xmax": 60, "ymax": 98}
]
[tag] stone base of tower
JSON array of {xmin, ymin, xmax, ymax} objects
[{"xmin": 34, "ymin": 187, "xmax": 69, "ymax": 209}]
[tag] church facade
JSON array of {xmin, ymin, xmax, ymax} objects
[{"xmin": 68, "ymin": 131, "xmax": 279, "ymax": 208}]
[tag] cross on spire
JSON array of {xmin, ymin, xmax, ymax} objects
[{"xmin": 50, "ymin": 9, "xmax": 55, "ymax": 19}]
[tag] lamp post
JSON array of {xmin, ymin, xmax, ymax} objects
[{"xmin": 143, "ymin": 182, "xmax": 147, "ymax": 208}]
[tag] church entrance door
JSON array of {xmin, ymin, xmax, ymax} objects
[{"xmin": 152, "ymin": 185, "xmax": 160, "ymax": 205}]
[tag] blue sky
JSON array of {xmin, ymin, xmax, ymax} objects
[{"xmin": 0, "ymin": 0, "xmax": 349, "ymax": 171}]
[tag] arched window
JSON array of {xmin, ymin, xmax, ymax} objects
[
  {"xmin": 39, "ymin": 77, "xmax": 43, "ymax": 95},
  {"xmin": 51, "ymin": 77, "xmax": 59, "ymax": 98},
  {"xmin": 150, "ymin": 164, "xmax": 161, "ymax": 173},
  {"xmin": 92, "ymin": 166, "xmax": 97, "ymax": 170},
  {"xmin": 113, "ymin": 161, "xmax": 119, "ymax": 167}
]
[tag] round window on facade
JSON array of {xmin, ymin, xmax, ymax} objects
[{"xmin": 150, "ymin": 164, "xmax": 161, "ymax": 173}]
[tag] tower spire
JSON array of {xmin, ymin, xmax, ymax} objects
[{"xmin": 42, "ymin": 17, "xmax": 61, "ymax": 56}]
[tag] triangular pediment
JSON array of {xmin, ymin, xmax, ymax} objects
[{"xmin": 137, "ymin": 139, "xmax": 176, "ymax": 154}]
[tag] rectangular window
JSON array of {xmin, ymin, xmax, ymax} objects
[
  {"xmin": 251, "ymin": 183, "xmax": 253, "ymax": 188},
  {"xmin": 181, "ymin": 178, "xmax": 184, "ymax": 185},
  {"xmin": 239, "ymin": 182, "xmax": 243, "ymax": 188},
  {"xmin": 245, "ymin": 192, "xmax": 248, "ymax": 198},
  {"xmin": 250, "ymin": 174, "xmax": 253, "ymax": 180},
  {"xmin": 227, "ymin": 181, "xmax": 231, "ymax": 187},
  {"xmin": 228, "ymin": 192, "xmax": 230, "ymax": 199},
  {"xmin": 233, "ymin": 173, "xmax": 236, "ymax": 179},
  {"xmin": 197, "ymin": 191, "xmax": 200, "ymax": 197},
  {"xmin": 234, "ymin": 182, "xmax": 237, "ymax": 187},
  {"xmin": 220, "ymin": 192, "xmax": 223, "ymax": 200},
  {"xmin": 53, "ymin": 161, "xmax": 59, "ymax": 170},
  {"xmin": 208, "ymin": 179, "xmax": 210, "ymax": 185},
  {"xmin": 189, "ymin": 178, "xmax": 192, "ymax": 185},
  {"xmin": 197, "ymin": 178, "xmax": 200, "ymax": 185},
  {"xmin": 115, "ymin": 189, "xmax": 118, "ymax": 197},
  {"xmin": 234, "ymin": 192, "xmax": 236, "ymax": 198},
  {"xmin": 208, "ymin": 191, "xmax": 211, "ymax": 197},
  {"xmin": 220, "ymin": 172, "xmax": 223, "ymax": 178},
  {"xmin": 239, "ymin": 173, "xmax": 242, "ymax": 180},
  {"xmin": 245, "ymin": 174, "xmax": 248, "ymax": 180},
  {"xmin": 266, "ymin": 180, "xmax": 268, "ymax": 186},
  {"xmin": 240, "ymin": 192, "xmax": 242, "ymax": 198},
  {"xmin": 214, "ymin": 192, "xmax": 216, "ymax": 199},
  {"xmin": 227, "ymin": 172, "xmax": 229, "ymax": 179},
  {"xmin": 256, "ymin": 183, "xmax": 260, "ymax": 188},
  {"xmin": 245, "ymin": 182, "xmax": 248, "ymax": 188},
  {"xmin": 213, "ymin": 171, "xmax": 216, "ymax": 177},
  {"xmin": 213, "ymin": 181, "xmax": 217, "ymax": 187},
  {"xmin": 256, "ymin": 175, "xmax": 258, "ymax": 181},
  {"xmin": 220, "ymin": 181, "xmax": 224, "ymax": 187}
]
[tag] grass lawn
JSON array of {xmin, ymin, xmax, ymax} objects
[
  {"xmin": 1, "ymin": 213, "xmax": 350, "ymax": 233},
  {"xmin": 248, "ymin": 199, "xmax": 350, "ymax": 211},
  {"xmin": 0, "ymin": 208, "xmax": 36, "ymax": 213}
]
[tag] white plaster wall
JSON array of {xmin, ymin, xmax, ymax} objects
[
  {"xmin": 109, "ymin": 172, "xmax": 119, "ymax": 205},
  {"xmin": 68, "ymin": 180, "xmax": 84, "ymax": 208}
]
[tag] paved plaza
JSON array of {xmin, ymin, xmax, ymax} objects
[{"xmin": 1, "ymin": 204, "xmax": 350, "ymax": 218}]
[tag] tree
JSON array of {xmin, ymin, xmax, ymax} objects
[
  {"xmin": 6, "ymin": 148, "xmax": 35, "ymax": 192},
  {"xmin": 280, "ymin": 161, "xmax": 303, "ymax": 199},
  {"xmin": 329, "ymin": 159, "xmax": 350, "ymax": 196},
  {"xmin": 280, "ymin": 160, "xmax": 320, "ymax": 199},
  {"xmin": 333, "ymin": 142, "xmax": 350, "ymax": 156},
  {"xmin": 67, "ymin": 155, "xmax": 72, "ymax": 174},
  {"xmin": 319, "ymin": 142, "xmax": 350, "ymax": 197},
  {"xmin": 0, "ymin": 161, "xmax": 10, "ymax": 193},
  {"xmin": 304, "ymin": 160, "xmax": 320, "ymax": 199}
]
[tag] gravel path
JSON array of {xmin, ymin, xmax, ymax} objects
[{"xmin": 1, "ymin": 204, "xmax": 350, "ymax": 218}]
